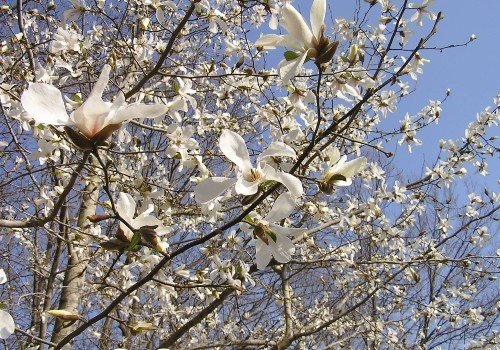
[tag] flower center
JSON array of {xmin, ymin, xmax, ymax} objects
[{"xmin": 244, "ymin": 168, "xmax": 264, "ymax": 182}]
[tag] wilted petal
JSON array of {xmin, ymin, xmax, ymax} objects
[
  {"xmin": 264, "ymin": 193, "xmax": 295, "ymax": 223},
  {"xmin": 219, "ymin": 130, "xmax": 252, "ymax": 172},
  {"xmin": 310, "ymin": 0, "xmax": 326, "ymax": 40},
  {"xmin": 258, "ymin": 141, "xmax": 296, "ymax": 163},
  {"xmin": 278, "ymin": 51, "xmax": 308, "ymax": 85},
  {"xmin": 0, "ymin": 310, "xmax": 15, "ymax": 340},
  {"xmin": 255, "ymin": 34, "xmax": 284, "ymax": 48},
  {"xmin": 281, "ymin": 5, "xmax": 313, "ymax": 48},
  {"xmin": 21, "ymin": 83, "xmax": 70, "ymax": 125},
  {"xmin": 194, "ymin": 177, "xmax": 237, "ymax": 204}
]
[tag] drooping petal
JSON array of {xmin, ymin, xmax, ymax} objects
[
  {"xmin": 255, "ymin": 34, "xmax": 285, "ymax": 48},
  {"xmin": 277, "ymin": 51, "xmax": 308, "ymax": 85},
  {"xmin": 271, "ymin": 235, "xmax": 294, "ymax": 263},
  {"xmin": 219, "ymin": 130, "xmax": 252, "ymax": 172},
  {"xmin": 194, "ymin": 177, "xmax": 237, "ymax": 204},
  {"xmin": 21, "ymin": 83, "xmax": 70, "ymax": 125},
  {"xmin": 264, "ymin": 192, "xmax": 295, "ymax": 223},
  {"xmin": 0, "ymin": 310, "xmax": 15, "ymax": 340},
  {"xmin": 263, "ymin": 165, "xmax": 303, "ymax": 198},
  {"xmin": 310, "ymin": 0, "xmax": 326, "ymax": 40},
  {"xmin": 281, "ymin": 4, "xmax": 313, "ymax": 48},
  {"xmin": 255, "ymin": 240, "xmax": 273, "ymax": 269},
  {"xmin": 257, "ymin": 141, "xmax": 296, "ymax": 164},
  {"xmin": 271, "ymin": 225, "xmax": 304, "ymax": 238},
  {"xmin": 112, "ymin": 103, "xmax": 168, "ymax": 124}
]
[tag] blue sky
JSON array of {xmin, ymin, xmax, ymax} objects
[{"xmin": 289, "ymin": 0, "xmax": 499, "ymax": 186}]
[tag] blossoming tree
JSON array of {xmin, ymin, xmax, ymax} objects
[{"xmin": 0, "ymin": 0, "xmax": 498, "ymax": 349}]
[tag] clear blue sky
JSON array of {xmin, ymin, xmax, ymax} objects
[{"xmin": 258, "ymin": 1, "xmax": 499, "ymax": 186}]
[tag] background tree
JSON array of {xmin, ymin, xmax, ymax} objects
[{"xmin": 0, "ymin": 0, "xmax": 498, "ymax": 349}]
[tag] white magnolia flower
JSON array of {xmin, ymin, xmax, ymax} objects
[
  {"xmin": 194, "ymin": 130, "xmax": 302, "ymax": 204},
  {"xmin": 0, "ymin": 269, "xmax": 15, "ymax": 340},
  {"xmin": 241, "ymin": 193, "xmax": 303, "ymax": 269},
  {"xmin": 114, "ymin": 192, "xmax": 168, "ymax": 253},
  {"xmin": 21, "ymin": 65, "xmax": 167, "ymax": 146},
  {"xmin": 408, "ymin": 0, "xmax": 437, "ymax": 26},
  {"xmin": 320, "ymin": 148, "xmax": 367, "ymax": 194},
  {"xmin": 63, "ymin": 0, "xmax": 87, "ymax": 22},
  {"xmin": 255, "ymin": 0, "xmax": 338, "ymax": 84}
]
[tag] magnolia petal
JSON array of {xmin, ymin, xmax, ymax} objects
[
  {"xmin": 0, "ymin": 310, "xmax": 15, "ymax": 339},
  {"xmin": 263, "ymin": 165, "xmax": 303, "ymax": 198},
  {"xmin": 272, "ymin": 235, "xmax": 294, "ymax": 263},
  {"xmin": 0, "ymin": 269, "xmax": 7, "ymax": 284},
  {"xmin": 21, "ymin": 83, "xmax": 70, "ymax": 125},
  {"xmin": 255, "ymin": 240, "xmax": 273, "ymax": 270},
  {"xmin": 255, "ymin": 34, "xmax": 284, "ymax": 48},
  {"xmin": 281, "ymin": 4, "xmax": 313, "ymax": 49},
  {"xmin": 219, "ymin": 130, "xmax": 252, "ymax": 172},
  {"xmin": 88, "ymin": 64, "xmax": 111, "ymax": 101},
  {"xmin": 341, "ymin": 157, "xmax": 367, "ymax": 178},
  {"xmin": 310, "ymin": 0, "xmax": 326, "ymax": 40},
  {"xmin": 278, "ymin": 51, "xmax": 308, "ymax": 85},
  {"xmin": 271, "ymin": 225, "xmax": 304, "ymax": 238},
  {"xmin": 113, "ymin": 103, "xmax": 168, "ymax": 124},
  {"xmin": 194, "ymin": 177, "xmax": 237, "ymax": 204},
  {"xmin": 264, "ymin": 193, "xmax": 295, "ymax": 223},
  {"xmin": 116, "ymin": 192, "xmax": 137, "ymax": 223},
  {"xmin": 327, "ymin": 147, "xmax": 341, "ymax": 166},
  {"xmin": 234, "ymin": 177, "xmax": 259, "ymax": 196},
  {"xmin": 257, "ymin": 141, "xmax": 296, "ymax": 163}
]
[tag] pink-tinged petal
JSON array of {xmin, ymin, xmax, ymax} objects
[
  {"xmin": 277, "ymin": 51, "xmax": 308, "ymax": 85},
  {"xmin": 21, "ymin": 83, "xmax": 70, "ymax": 125},
  {"xmin": 255, "ymin": 240, "xmax": 273, "ymax": 269},
  {"xmin": 281, "ymin": 4, "xmax": 313, "ymax": 48},
  {"xmin": 258, "ymin": 141, "xmax": 296, "ymax": 163},
  {"xmin": 0, "ymin": 310, "xmax": 15, "ymax": 340},
  {"xmin": 234, "ymin": 177, "xmax": 259, "ymax": 196},
  {"xmin": 310, "ymin": 0, "xmax": 326, "ymax": 40},
  {"xmin": 219, "ymin": 130, "xmax": 252, "ymax": 172},
  {"xmin": 264, "ymin": 193, "xmax": 295, "ymax": 223},
  {"xmin": 255, "ymin": 34, "xmax": 285, "ymax": 48},
  {"xmin": 194, "ymin": 177, "xmax": 237, "ymax": 204}
]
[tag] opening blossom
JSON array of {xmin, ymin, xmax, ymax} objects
[
  {"xmin": 21, "ymin": 64, "xmax": 168, "ymax": 148},
  {"xmin": 255, "ymin": 0, "xmax": 339, "ymax": 84},
  {"xmin": 241, "ymin": 193, "xmax": 303, "ymax": 269},
  {"xmin": 194, "ymin": 130, "xmax": 303, "ymax": 204},
  {"xmin": 319, "ymin": 148, "xmax": 367, "ymax": 194}
]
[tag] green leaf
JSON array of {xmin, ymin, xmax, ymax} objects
[
  {"xmin": 266, "ymin": 230, "xmax": 277, "ymax": 243},
  {"xmin": 129, "ymin": 232, "xmax": 142, "ymax": 250},
  {"xmin": 284, "ymin": 51, "xmax": 299, "ymax": 61}
]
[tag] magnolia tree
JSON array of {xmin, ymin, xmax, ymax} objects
[{"xmin": 0, "ymin": 0, "xmax": 498, "ymax": 349}]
